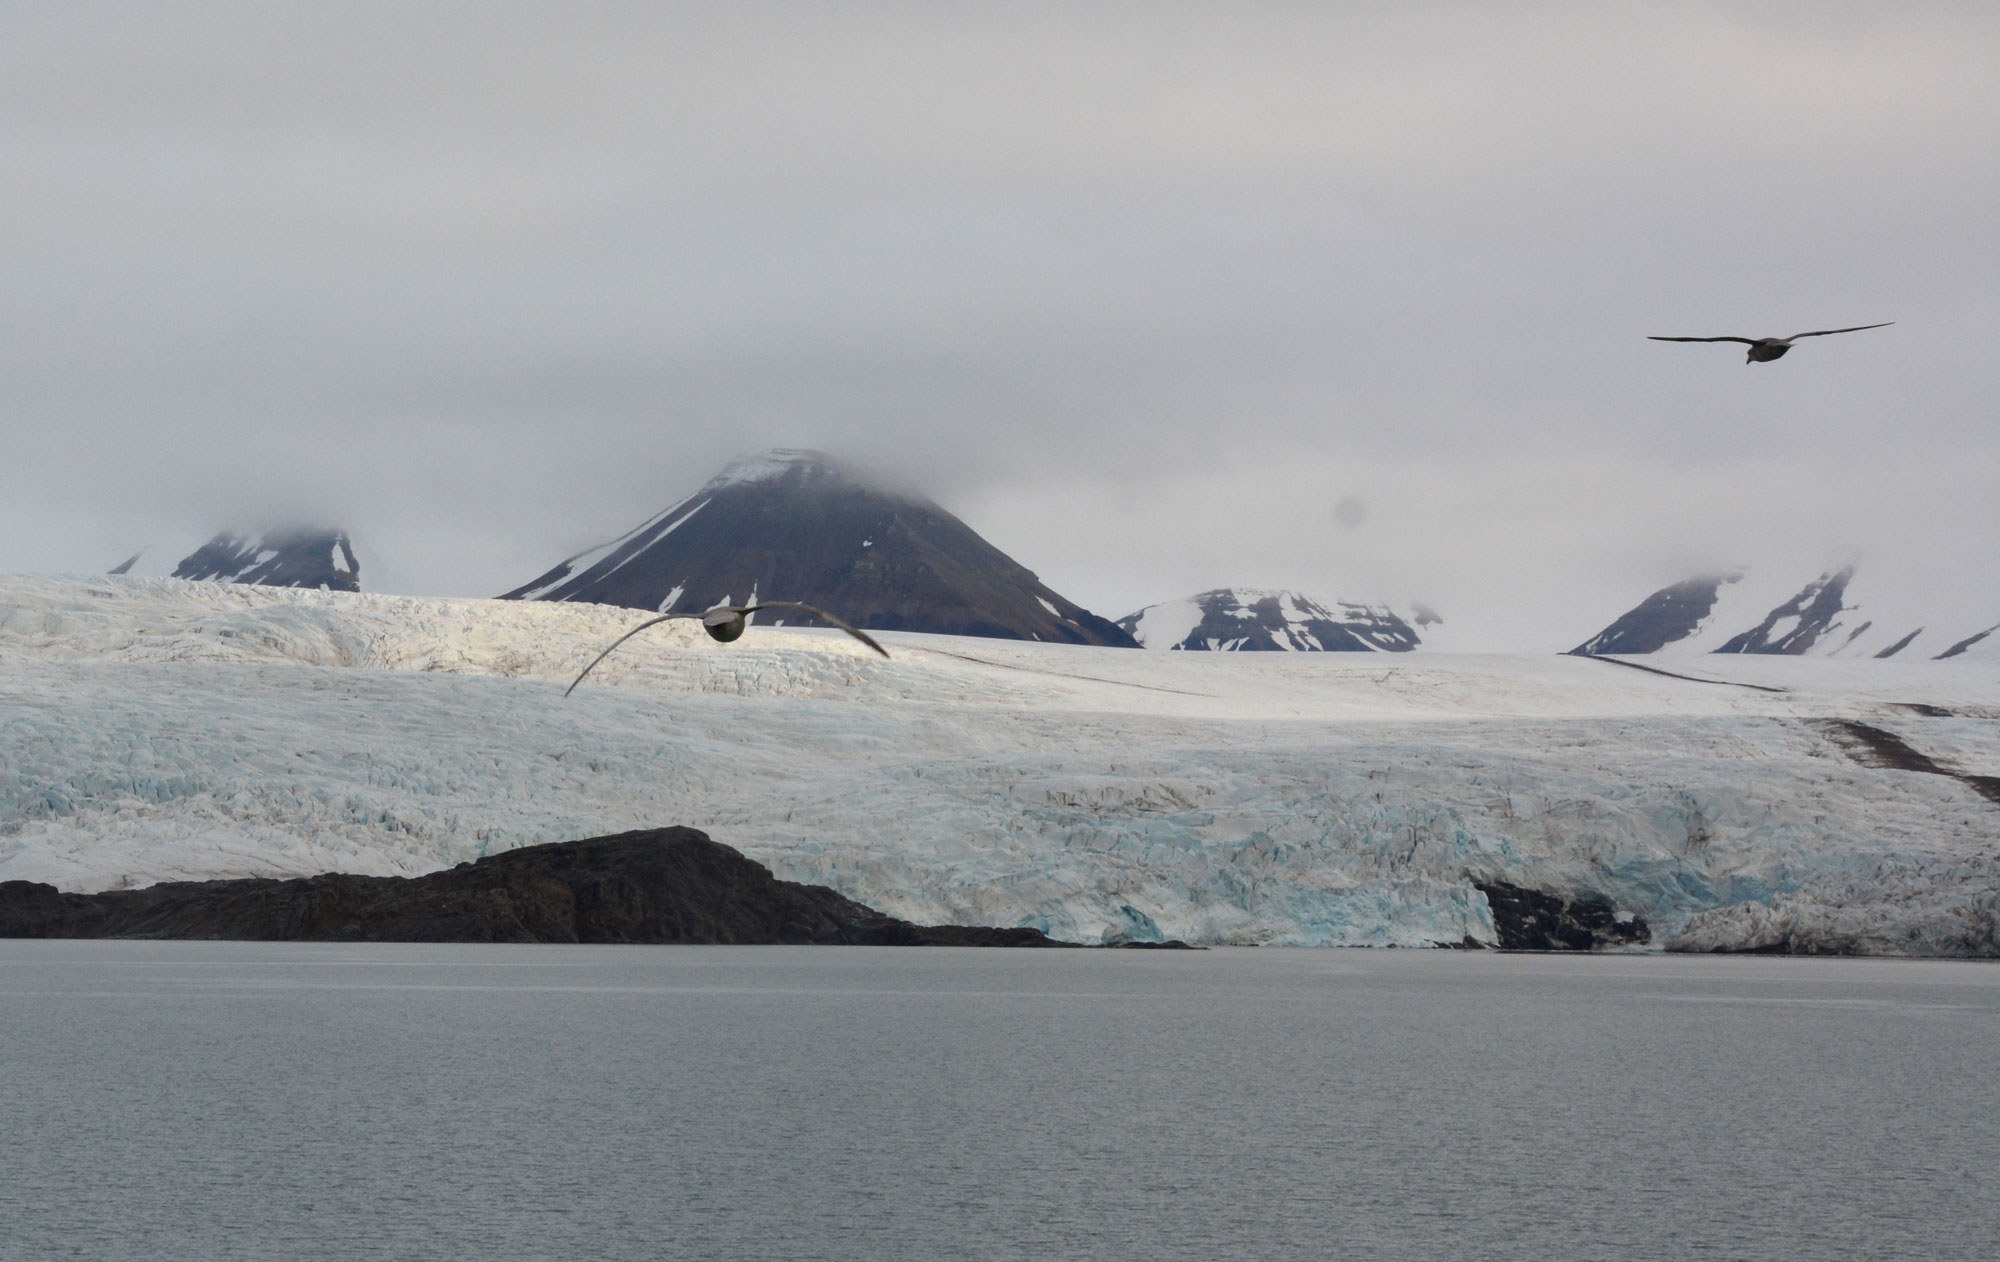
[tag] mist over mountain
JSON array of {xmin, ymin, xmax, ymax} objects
[
  {"xmin": 501, "ymin": 450, "xmax": 1137, "ymax": 646},
  {"xmin": 64, "ymin": 456, "xmax": 1996, "ymax": 663}
]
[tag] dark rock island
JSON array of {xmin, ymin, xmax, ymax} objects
[
  {"xmin": 1474, "ymin": 880, "xmax": 1651, "ymax": 951},
  {"xmin": 0, "ymin": 828, "xmax": 1065, "ymax": 946}
]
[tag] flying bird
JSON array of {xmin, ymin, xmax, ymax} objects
[
  {"xmin": 1648, "ymin": 322, "xmax": 1893, "ymax": 362},
  {"xmin": 565, "ymin": 602, "xmax": 889, "ymax": 696}
]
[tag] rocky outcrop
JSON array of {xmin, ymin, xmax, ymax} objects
[
  {"xmin": 1474, "ymin": 881, "xmax": 1651, "ymax": 951},
  {"xmin": 0, "ymin": 827, "xmax": 1065, "ymax": 945},
  {"xmin": 1715, "ymin": 567, "xmax": 1855, "ymax": 654},
  {"xmin": 1936, "ymin": 623, "xmax": 2000, "ymax": 660}
]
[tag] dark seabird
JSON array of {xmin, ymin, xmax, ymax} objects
[
  {"xmin": 1648, "ymin": 322, "xmax": 1893, "ymax": 362},
  {"xmin": 566, "ymin": 603, "xmax": 889, "ymax": 696}
]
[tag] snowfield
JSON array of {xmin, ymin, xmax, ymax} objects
[{"xmin": 4, "ymin": 575, "xmax": 1998, "ymax": 952}]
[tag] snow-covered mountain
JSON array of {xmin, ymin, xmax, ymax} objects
[
  {"xmin": 1572, "ymin": 567, "xmax": 2000, "ymax": 660},
  {"xmin": 502, "ymin": 449, "xmax": 1137, "ymax": 646},
  {"xmin": 1118, "ymin": 589, "xmax": 1422, "ymax": 652},
  {"xmin": 167, "ymin": 528, "xmax": 361, "ymax": 592}
]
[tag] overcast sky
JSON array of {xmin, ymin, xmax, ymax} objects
[{"xmin": 5, "ymin": 2, "xmax": 1996, "ymax": 648}]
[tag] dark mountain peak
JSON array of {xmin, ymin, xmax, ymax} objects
[
  {"xmin": 171, "ymin": 528, "xmax": 361, "ymax": 592},
  {"xmin": 1715, "ymin": 566, "xmax": 1855, "ymax": 655},
  {"xmin": 501, "ymin": 450, "xmax": 1136, "ymax": 646},
  {"xmin": 1565, "ymin": 563, "xmax": 1990, "ymax": 659},
  {"xmin": 1118, "ymin": 588, "xmax": 1422, "ymax": 652},
  {"xmin": 1570, "ymin": 572, "xmax": 1742, "ymax": 656}
]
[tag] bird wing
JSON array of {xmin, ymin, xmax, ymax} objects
[
  {"xmin": 565, "ymin": 601, "xmax": 890, "ymax": 695},
  {"xmin": 1785, "ymin": 322, "xmax": 1893, "ymax": 340},
  {"xmin": 1648, "ymin": 336, "xmax": 1757, "ymax": 344},
  {"xmin": 742, "ymin": 602, "xmax": 891, "ymax": 658},
  {"xmin": 564, "ymin": 613, "xmax": 694, "ymax": 696}
]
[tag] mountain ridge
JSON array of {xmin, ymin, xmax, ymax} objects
[
  {"xmin": 1572, "ymin": 566, "xmax": 1998, "ymax": 660},
  {"xmin": 1119, "ymin": 588, "xmax": 1423, "ymax": 652},
  {"xmin": 169, "ymin": 527, "xmax": 360, "ymax": 592}
]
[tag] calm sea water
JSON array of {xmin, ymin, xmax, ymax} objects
[{"xmin": 1, "ymin": 944, "xmax": 1995, "ymax": 1261}]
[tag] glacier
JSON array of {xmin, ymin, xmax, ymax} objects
[{"xmin": 3, "ymin": 574, "xmax": 1997, "ymax": 952}]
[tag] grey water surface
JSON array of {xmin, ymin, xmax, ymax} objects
[{"xmin": 2, "ymin": 944, "xmax": 1995, "ymax": 1261}]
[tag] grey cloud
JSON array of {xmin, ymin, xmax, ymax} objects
[{"xmin": 3, "ymin": 2, "xmax": 1995, "ymax": 644}]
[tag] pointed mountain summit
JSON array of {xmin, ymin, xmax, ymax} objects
[
  {"xmin": 1568, "ymin": 574, "xmax": 1743, "ymax": 656},
  {"xmin": 171, "ymin": 528, "xmax": 360, "ymax": 592},
  {"xmin": 1118, "ymin": 589, "xmax": 1422, "ymax": 652},
  {"xmin": 501, "ymin": 450, "xmax": 1138, "ymax": 646}
]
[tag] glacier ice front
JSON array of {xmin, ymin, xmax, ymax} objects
[{"xmin": 3, "ymin": 574, "xmax": 1998, "ymax": 953}]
